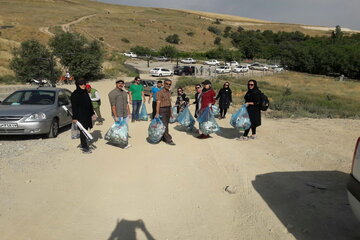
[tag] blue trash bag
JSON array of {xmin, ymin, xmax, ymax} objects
[
  {"xmin": 212, "ymin": 105, "xmax": 220, "ymax": 117},
  {"xmin": 148, "ymin": 117, "xmax": 166, "ymax": 143},
  {"xmin": 139, "ymin": 103, "xmax": 148, "ymax": 121},
  {"xmin": 105, "ymin": 119, "xmax": 129, "ymax": 146},
  {"xmin": 230, "ymin": 105, "xmax": 251, "ymax": 131},
  {"xmin": 169, "ymin": 106, "xmax": 178, "ymax": 123},
  {"xmin": 177, "ymin": 106, "xmax": 195, "ymax": 128},
  {"xmin": 198, "ymin": 107, "xmax": 220, "ymax": 134}
]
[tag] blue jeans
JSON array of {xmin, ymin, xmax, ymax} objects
[{"xmin": 132, "ymin": 100, "xmax": 142, "ymax": 120}]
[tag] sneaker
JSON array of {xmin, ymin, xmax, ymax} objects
[
  {"xmin": 166, "ymin": 141, "xmax": 176, "ymax": 146},
  {"xmin": 82, "ymin": 148, "xmax": 92, "ymax": 154}
]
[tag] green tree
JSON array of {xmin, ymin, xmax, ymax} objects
[
  {"xmin": 223, "ymin": 26, "xmax": 232, "ymax": 38},
  {"xmin": 10, "ymin": 39, "xmax": 59, "ymax": 83},
  {"xmin": 49, "ymin": 32, "xmax": 104, "ymax": 80},
  {"xmin": 207, "ymin": 26, "xmax": 221, "ymax": 35},
  {"xmin": 130, "ymin": 46, "xmax": 155, "ymax": 56},
  {"xmin": 159, "ymin": 45, "xmax": 178, "ymax": 58},
  {"xmin": 165, "ymin": 34, "xmax": 180, "ymax": 44},
  {"xmin": 331, "ymin": 25, "xmax": 343, "ymax": 43}
]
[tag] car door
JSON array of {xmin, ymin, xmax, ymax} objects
[{"xmin": 59, "ymin": 90, "xmax": 73, "ymax": 126}]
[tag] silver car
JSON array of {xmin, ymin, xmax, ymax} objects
[{"xmin": 0, "ymin": 87, "xmax": 73, "ymax": 138}]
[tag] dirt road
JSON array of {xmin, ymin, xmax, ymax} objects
[{"xmin": 0, "ymin": 78, "xmax": 359, "ymax": 239}]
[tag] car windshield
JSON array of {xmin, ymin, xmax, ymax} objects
[{"xmin": 2, "ymin": 90, "xmax": 56, "ymax": 105}]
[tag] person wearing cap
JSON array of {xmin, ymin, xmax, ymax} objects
[
  {"xmin": 70, "ymin": 78, "xmax": 95, "ymax": 154},
  {"xmin": 155, "ymin": 79, "xmax": 175, "ymax": 146},
  {"xmin": 129, "ymin": 76, "xmax": 145, "ymax": 122},
  {"xmin": 148, "ymin": 80, "xmax": 163, "ymax": 119},
  {"xmin": 197, "ymin": 79, "xmax": 216, "ymax": 139},
  {"xmin": 86, "ymin": 84, "xmax": 103, "ymax": 125}
]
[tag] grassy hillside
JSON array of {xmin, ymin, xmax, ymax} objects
[{"xmin": 0, "ymin": 0, "xmax": 347, "ymax": 76}]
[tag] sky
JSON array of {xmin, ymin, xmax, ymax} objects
[{"xmin": 96, "ymin": 0, "xmax": 360, "ymax": 30}]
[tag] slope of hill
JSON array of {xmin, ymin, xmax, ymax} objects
[{"xmin": 0, "ymin": 0, "xmax": 352, "ymax": 76}]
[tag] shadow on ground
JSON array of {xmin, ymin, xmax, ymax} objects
[
  {"xmin": 252, "ymin": 170, "xmax": 360, "ymax": 240},
  {"xmin": 108, "ymin": 219, "xmax": 155, "ymax": 240},
  {"xmin": 215, "ymin": 127, "xmax": 241, "ymax": 139},
  {"xmin": 0, "ymin": 124, "xmax": 71, "ymax": 141}
]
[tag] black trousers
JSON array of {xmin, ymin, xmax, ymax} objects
[
  {"xmin": 220, "ymin": 108, "xmax": 227, "ymax": 117},
  {"xmin": 80, "ymin": 130, "xmax": 88, "ymax": 149},
  {"xmin": 152, "ymin": 101, "xmax": 157, "ymax": 119},
  {"xmin": 159, "ymin": 107, "xmax": 172, "ymax": 143},
  {"xmin": 243, "ymin": 127, "xmax": 256, "ymax": 136}
]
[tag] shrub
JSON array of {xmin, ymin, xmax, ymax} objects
[
  {"xmin": 207, "ymin": 26, "xmax": 221, "ymax": 35},
  {"xmin": 165, "ymin": 34, "xmax": 180, "ymax": 44},
  {"xmin": 121, "ymin": 38, "xmax": 130, "ymax": 43},
  {"xmin": 186, "ymin": 32, "xmax": 195, "ymax": 37},
  {"xmin": 214, "ymin": 37, "xmax": 221, "ymax": 45}
]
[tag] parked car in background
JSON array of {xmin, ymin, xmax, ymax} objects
[
  {"xmin": 123, "ymin": 52, "xmax": 137, "ymax": 58},
  {"xmin": 204, "ymin": 59, "xmax": 220, "ymax": 66},
  {"xmin": 173, "ymin": 65, "xmax": 195, "ymax": 76},
  {"xmin": 150, "ymin": 67, "xmax": 173, "ymax": 77},
  {"xmin": 226, "ymin": 61, "xmax": 239, "ymax": 67},
  {"xmin": 0, "ymin": 87, "xmax": 73, "ymax": 138},
  {"xmin": 348, "ymin": 137, "xmax": 360, "ymax": 222},
  {"xmin": 273, "ymin": 67, "xmax": 284, "ymax": 72},
  {"xmin": 181, "ymin": 58, "xmax": 197, "ymax": 64},
  {"xmin": 233, "ymin": 65, "xmax": 249, "ymax": 73},
  {"xmin": 125, "ymin": 79, "xmax": 157, "ymax": 96},
  {"xmin": 249, "ymin": 63, "xmax": 269, "ymax": 71},
  {"xmin": 216, "ymin": 65, "xmax": 231, "ymax": 74},
  {"xmin": 153, "ymin": 56, "xmax": 169, "ymax": 62}
]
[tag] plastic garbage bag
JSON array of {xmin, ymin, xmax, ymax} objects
[
  {"xmin": 169, "ymin": 106, "xmax": 178, "ymax": 123},
  {"xmin": 105, "ymin": 120, "xmax": 129, "ymax": 146},
  {"xmin": 71, "ymin": 123, "xmax": 80, "ymax": 139},
  {"xmin": 230, "ymin": 105, "xmax": 251, "ymax": 131},
  {"xmin": 139, "ymin": 103, "xmax": 148, "ymax": 121},
  {"xmin": 212, "ymin": 105, "xmax": 220, "ymax": 117},
  {"xmin": 148, "ymin": 117, "xmax": 166, "ymax": 143},
  {"xmin": 177, "ymin": 106, "xmax": 195, "ymax": 128},
  {"xmin": 197, "ymin": 107, "xmax": 220, "ymax": 134}
]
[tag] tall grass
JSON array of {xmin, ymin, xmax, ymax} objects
[{"xmin": 175, "ymin": 72, "xmax": 360, "ymax": 119}]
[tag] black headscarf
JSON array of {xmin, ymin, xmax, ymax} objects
[{"xmin": 247, "ymin": 79, "xmax": 259, "ymax": 92}]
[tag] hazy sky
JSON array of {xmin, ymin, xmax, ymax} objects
[{"xmin": 96, "ymin": 0, "xmax": 360, "ymax": 30}]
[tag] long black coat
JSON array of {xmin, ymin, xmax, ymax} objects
[
  {"xmin": 216, "ymin": 88, "xmax": 232, "ymax": 109},
  {"xmin": 244, "ymin": 89, "xmax": 261, "ymax": 127},
  {"xmin": 70, "ymin": 87, "xmax": 94, "ymax": 129}
]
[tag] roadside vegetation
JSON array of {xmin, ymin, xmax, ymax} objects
[{"xmin": 175, "ymin": 72, "xmax": 360, "ymax": 119}]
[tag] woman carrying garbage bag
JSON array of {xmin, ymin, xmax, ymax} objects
[
  {"xmin": 70, "ymin": 78, "xmax": 95, "ymax": 154},
  {"xmin": 175, "ymin": 87, "xmax": 189, "ymax": 114},
  {"xmin": 197, "ymin": 80, "xmax": 216, "ymax": 139},
  {"xmin": 237, "ymin": 79, "xmax": 261, "ymax": 141},
  {"xmin": 216, "ymin": 81, "xmax": 232, "ymax": 119}
]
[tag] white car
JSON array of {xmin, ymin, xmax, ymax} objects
[
  {"xmin": 215, "ymin": 66, "xmax": 231, "ymax": 74},
  {"xmin": 123, "ymin": 52, "xmax": 137, "ymax": 58},
  {"xmin": 348, "ymin": 137, "xmax": 360, "ymax": 222},
  {"xmin": 204, "ymin": 59, "xmax": 220, "ymax": 66},
  {"xmin": 249, "ymin": 64, "xmax": 269, "ymax": 71},
  {"xmin": 226, "ymin": 61, "xmax": 239, "ymax": 67},
  {"xmin": 181, "ymin": 58, "xmax": 197, "ymax": 64},
  {"xmin": 150, "ymin": 67, "xmax": 173, "ymax": 77},
  {"xmin": 233, "ymin": 65, "xmax": 249, "ymax": 73}
]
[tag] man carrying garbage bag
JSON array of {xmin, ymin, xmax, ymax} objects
[
  {"xmin": 108, "ymin": 79, "xmax": 131, "ymax": 148},
  {"xmin": 155, "ymin": 79, "xmax": 176, "ymax": 146}
]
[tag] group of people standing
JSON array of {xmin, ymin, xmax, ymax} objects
[{"xmin": 70, "ymin": 76, "xmax": 262, "ymax": 153}]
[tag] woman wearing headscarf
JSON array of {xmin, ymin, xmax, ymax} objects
[
  {"xmin": 175, "ymin": 87, "xmax": 189, "ymax": 114},
  {"xmin": 193, "ymin": 84, "xmax": 202, "ymax": 118},
  {"xmin": 216, "ymin": 81, "xmax": 232, "ymax": 119},
  {"xmin": 197, "ymin": 80, "xmax": 216, "ymax": 139},
  {"xmin": 70, "ymin": 78, "xmax": 95, "ymax": 153},
  {"xmin": 238, "ymin": 79, "xmax": 261, "ymax": 140}
]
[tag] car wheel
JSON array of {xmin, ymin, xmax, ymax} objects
[
  {"xmin": 159, "ymin": 73, "xmax": 162, "ymax": 77},
  {"xmin": 47, "ymin": 118, "xmax": 59, "ymax": 138}
]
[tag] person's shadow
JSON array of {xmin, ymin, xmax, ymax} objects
[{"xmin": 108, "ymin": 218, "xmax": 155, "ymax": 240}]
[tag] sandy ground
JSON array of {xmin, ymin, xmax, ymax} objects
[{"xmin": 1, "ymin": 78, "xmax": 360, "ymax": 240}]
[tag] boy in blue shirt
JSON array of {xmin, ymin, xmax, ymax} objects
[{"xmin": 148, "ymin": 80, "xmax": 163, "ymax": 119}]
